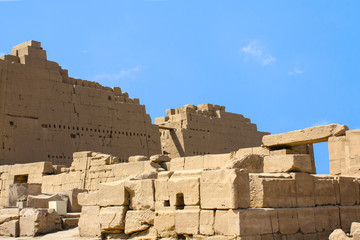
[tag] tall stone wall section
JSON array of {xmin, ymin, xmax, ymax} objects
[
  {"xmin": 0, "ymin": 41, "xmax": 161, "ymax": 166},
  {"xmin": 155, "ymin": 104, "xmax": 269, "ymax": 158}
]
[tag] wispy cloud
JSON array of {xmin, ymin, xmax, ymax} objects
[
  {"xmin": 241, "ymin": 41, "xmax": 276, "ymax": 66},
  {"xmin": 93, "ymin": 65, "xmax": 142, "ymax": 82},
  {"xmin": 288, "ymin": 67, "xmax": 303, "ymax": 75},
  {"xmin": 0, "ymin": 52, "xmax": 4, "ymax": 56},
  {"xmin": 311, "ymin": 120, "xmax": 331, "ymax": 126}
]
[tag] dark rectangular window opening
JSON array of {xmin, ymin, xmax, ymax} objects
[{"xmin": 14, "ymin": 174, "xmax": 28, "ymax": 183}]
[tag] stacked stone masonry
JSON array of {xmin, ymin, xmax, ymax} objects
[
  {"xmin": 155, "ymin": 103, "xmax": 269, "ymax": 158},
  {"xmin": 0, "ymin": 41, "xmax": 161, "ymax": 166}
]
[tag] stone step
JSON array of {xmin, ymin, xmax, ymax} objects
[{"xmin": 62, "ymin": 217, "xmax": 79, "ymax": 229}]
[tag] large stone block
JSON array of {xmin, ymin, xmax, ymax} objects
[
  {"xmin": 124, "ymin": 210, "xmax": 154, "ymax": 234},
  {"xmin": 297, "ymin": 207, "xmax": 316, "ymax": 234},
  {"xmin": 77, "ymin": 190, "xmax": 99, "ymax": 206},
  {"xmin": 19, "ymin": 208, "xmax": 61, "ymax": 237},
  {"xmin": 200, "ymin": 210, "xmax": 215, "ymax": 235},
  {"xmin": 277, "ymin": 208, "xmax": 299, "ymax": 234},
  {"xmin": 8, "ymin": 183, "xmax": 41, "ymax": 207},
  {"xmin": 200, "ymin": 169, "xmax": 250, "ymax": 209},
  {"xmin": 63, "ymin": 188, "xmax": 88, "ymax": 212},
  {"xmin": 262, "ymin": 124, "xmax": 348, "ymax": 147},
  {"xmin": 263, "ymin": 154, "xmax": 313, "ymax": 173},
  {"xmin": 98, "ymin": 180, "xmax": 128, "ymax": 207},
  {"xmin": 175, "ymin": 208, "xmax": 200, "ymax": 235},
  {"xmin": 27, "ymin": 193, "xmax": 65, "ymax": 209},
  {"xmin": 214, "ymin": 209, "xmax": 273, "ymax": 236},
  {"xmin": 314, "ymin": 206, "xmax": 340, "ymax": 233},
  {"xmin": 125, "ymin": 179, "xmax": 155, "ymax": 210},
  {"xmin": 249, "ymin": 174, "xmax": 296, "ymax": 208},
  {"xmin": 100, "ymin": 206, "xmax": 127, "ymax": 233},
  {"xmin": 338, "ymin": 176, "xmax": 359, "ymax": 206},
  {"xmin": 340, "ymin": 206, "xmax": 360, "ymax": 232},
  {"xmin": 290, "ymin": 173, "xmax": 315, "ymax": 207},
  {"xmin": 0, "ymin": 219, "xmax": 19, "ymax": 237},
  {"xmin": 154, "ymin": 210, "xmax": 176, "ymax": 237},
  {"xmin": 313, "ymin": 175, "xmax": 340, "ymax": 206},
  {"xmin": 168, "ymin": 175, "xmax": 200, "ymax": 207},
  {"xmin": 78, "ymin": 206, "xmax": 100, "ymax": 237}
]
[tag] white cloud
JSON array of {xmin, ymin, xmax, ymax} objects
[
  {"xmin": 241, "ymin": 41, "xmax": 276, "ymax": 66},
  {"xmin": 311, "ymin": 120, "xmax": 331, "ymax": 126},
  {"xmin": 288, "ymin": 67, "xmax": 303, "ymax": 75},
  {"xmin": 93, "ymin": 65, "xmax": 142, "ymax": 82}
]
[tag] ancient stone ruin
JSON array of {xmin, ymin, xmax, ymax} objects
[{"xmin": 0, "ymin": 41, "xmax": 359, "ymax": 240}]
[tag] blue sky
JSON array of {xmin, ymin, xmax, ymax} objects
[{"xmin": 1, "ymin": 0, "xmax": 359, "ymax": 173}]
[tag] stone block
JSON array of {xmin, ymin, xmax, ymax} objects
[
  {"xmin": 262, "ymin": 124, "xmax": 348, "ymax": 147},
  {"xmin": 351, "ymin": 222, "xmax": 360, "ymax": 236},
  {"xmin": 329, "ymin": 229, "xmax": 349, "ymax": 240},
  {"xmin": 200, "ymin": 210, "xmax": 215, "ymax": 235},
  {"xmin": 315, "ymin": 206, "xmax": 340, "ymax": 233},
  {"xmin": 19, "ymin": 208, "xmax": 61, "ymax": 237},
  {"xmin": 100, "ymin": 206, "xmax": 127, "ymax": 233},
  {"xmin": 8, "ymin": 183, "xmax": 41, "ymax": 207},
  {"xmin": 128, "ymin": 155, "xmax": 148, "ymax": 162},
  {"xmin": 78, "ymin": 190, "xmax": 99, "ymax": 206},
  {"xmin": 169, "ymin": 157, "xmax": 185, "ymax": 171},
  {"xmin": 169, "ymin": 176, "xmax": 200, "ymax": 207},
  {"xmin": 249, "ymin": 174, "xmax": 296, "ymax": 208},
  {"xmin": 263, "ymin": 154, "xmax": 313, "ymax": 173},
  {"xmin": 154, "ymin": 210, "xmax": 176, "ymax": 237},
  {"xmin": 63, "ymin": 188, "xmax": 87, "ymax": 212},
  {"xmin": 98, "ymin": 180, "xmax": 128, "ymax": 207},
  {"xmin": 297, "ymin": 207, "xmax": 316, "ymax": 234},
  {"xmin": 277, "ymin": 208, "xmax": 299, "ymax": 234},
  {"xmin": 290, "ymin": 173, "xmax": 315, "ymax": 207},
  {"xmin": 175, "ymin": 208, "xmax": 200, "ymax": 235},
  {"xmin": 27, "ymin": 194, "xmax": 65, "ymax": 209},
  {"xmin": 125, "ymin": 179, "xmax": 154, "ymax": 210},
  {"xmin": 184, "ymin": 155, "xmax": 204, "ymax": 170},
  {"xmin": 203, "ymin": 154, "xmax": 230, "ymax": 170},
  {"xmin": 313, "ymin": 175, "xmax": 340, "ymax": 206},
  {"xmin": 338, "ymin": 176, "xmax": 359, "ymax": 206},
  {"xmin": 150, "ymin": 154, "xmax": 171, "ymax": 163},
  {"xmin": 124, "ymin": 210, "xmax": 154, "ymax": 234},
  {"xmin": 78, "ymin": 206, "xmax": 100, "ymax": 237},
  {"xmin": 49, "ymin": 200, "xmax": 67, "ymax": 215},
  {"xmin": 214, "ymin": 209, "xmax": 273, "ymax": 236},
  {"xmin": 225, "ymin": 155, "xmax": 264, "ymax": 173},
  {"xmin": 340, "ymin": 206, "xmax": 360, "ymax": 232},
  {"xmin": 200, "ymin": 169, "xmax": 250, "ymax": 209},
  {"xmin": 0, "ymin": 219, "xmax": 19, "ymax": 237}
]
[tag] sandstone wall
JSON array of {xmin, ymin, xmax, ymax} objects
[
  {"xmin": 329, "ymin": 129, "xmax": 360, "ymax": 176},
  {"xmin": 0, "ymin": 41, "xmax": 161, "ymax": 166},
  {"xmin": 155, "ymin": 104, "xmax": 269, "ymax": 158}
]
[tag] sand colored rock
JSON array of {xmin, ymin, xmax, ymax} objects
[
  {"xmin": 175, "ymin": 208, "xmax": 200, "ymax": 235},
  {"xmin": 0, "ymin": 41, "xmax": 161, "ymax": 167},
  {"xmin": 8, "ymin": 183, "xmax": 41, "ymax": 207},
  {"xmin": 100, "ymin": 206, "xmax": 127, "ymax": 233},
  {"xmin": 262, "ymin": 124, "xmax": 348, "ymax": 147},
  {"xmin": 200, "ymin": 169, "xmax": 250, "ymax": 209},
  {"xmin": 263, "ymin": 154, "xmax": 313, "ymax": 173},
  {"xmin": 124, "ymin": 210, "xmax": 154, "ymax": 234},
  {"xmin": 329, "ymin": 229, "xmax": 350, "ymax": 240},
  {"xmin": 78, "ymin": 206, "xmax": 100, "ymax": 237},
  {"xmin": 19, "ymin": 208, "xmax": 61, "ymax": 236},
  {"xmin": 26, "ymin": 194, "xmax": 65, "ymax": 209},
  {"xmin": 98, "ymin": 180, "xmax": 128, "ymax": 207},
  {"xmin": 156, "ymin": 103, "xmax": 269, "ymax": 158}
]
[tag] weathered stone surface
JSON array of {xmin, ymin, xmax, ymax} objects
[
  {"xmin": 262, "ymin": 124, "xmax": 348, "ymax": 147},
  {"xmin": 168, "ymin": 172, "xmax": 200, "ymax": 207},
  {"xmin": 277, "ymin": 208, "xmax": 299, "ymax": 234},
  {"xmin": 125, "ymin": 179, "xmax": 155, "ymax": 210},
  {"xmin": 63, "ymin": 188, "xmax": 87, "ymax": 212},
  {"xmin": 124, "ymin": 210, "xmax": 154, "ymax": 234},
  {"xmin": 128, "ymin": 155, "xmax": 148, "ymax": 162},
  {"xmin": 313, "ymin": 175, "xmax": 340, "ymax": 206},
  {"xmin": 8, "ymin": 183, "xmax": 41, "ymax": 207},
  {"xmin": 214, "ymin": 209, "xmax": 273, "ymax": 236},
  {"xmin": 351, "ymin": 222, "xmax": 360, "ymax": 236},
  {"xmin": 338, "ymin": 176, "xmax": 359, "ymax": 206},
  {"xmin": 150, "ymin": 154, "xmax": 171, "ymax": 163},
  {"xmin": 249, "ymin": 174, "xmax": 296, "ymax": 208},
  {"xmin": 78, "ymin": 206, "xmax": 100, "ymax": 237},
  {"xmin": 201, "ymin": 169, "xmax": 250, "ymax": 209},
  {"xmin": 263, "ymin": 154, "xmax": 313, "ymax": 173},
  {"xmin": 154, "ymin": 210, "xmax": 176, "ymax": 237},
  {"xmin": 78, "ymin": 190, "xmax": 99, "ymax": 206},
  {"xmin": 175, "ymin": 207, "xmax": 200, "ymax": 235},
  {"xmin": 290, "ymin": 172, "xmax": 315, "ymax": 207},
  {"xmin": 19, "ymin": 208, "xmax": 61, "ymax": 237},
  {"xmin": 200, "ymin": 210, "xmax": 215, "ymax": 235},
  {"xmin": 225, "ymin": 155, "xmax": 264, "ymax": 173},
  {"xmin": 297, "ymin": 207, "xmax": 316, "ymax": 234},
  {"xmin": 98, "ymin": 180, "xmax": 128, "ymax": 207},
  {"xmin": 0, "ymin": 219, "xmax": 19, "ymax": 237},
  {"xmin": 27, "ymin": 194, "xmax": 65, "ymax": 209},
  {"xmin": 329, "ymin": 229, "xmax": 350, "ymax": 240},
  {"xmin": 100, "ymin": 206, "xmax": 127, "ymax": 233}
]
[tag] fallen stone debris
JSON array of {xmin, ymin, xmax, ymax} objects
[{"xmin": 0, "ymin": 41, "xmax": 359, "ymax": 239}]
